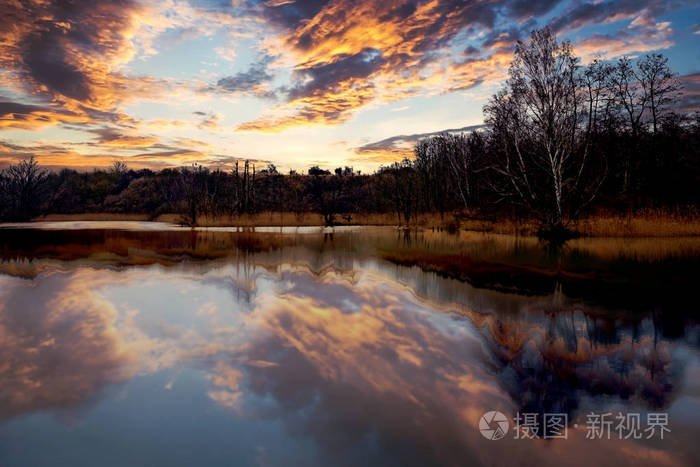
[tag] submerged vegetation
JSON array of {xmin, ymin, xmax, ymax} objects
[{"xmin": 0, "ymin": 29, "xmax": 697, "ymax": 237}]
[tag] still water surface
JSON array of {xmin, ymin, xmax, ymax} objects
[{"xmin": 0, "ymin": 223, "xmax": 699, "ymax": 466}]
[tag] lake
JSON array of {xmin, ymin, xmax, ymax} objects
[{"xmin": 0, "ymin": 222, "xmax": 699, "ymax": 466}]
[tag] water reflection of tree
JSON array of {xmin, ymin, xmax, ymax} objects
[
  {"xmin": 374, "ymin": 256, "xmax": 690, "ymax": 426},
  {"xmin": 479, "ymin": 307, "xmax": 678, "ymax": 426}
]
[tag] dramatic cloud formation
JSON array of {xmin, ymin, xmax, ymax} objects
[
  {"xmin": 0, "ymin": 101, "xmax": 92, "ymax": 130},
  {"xmin": 238, "ymin": 0, "xmax": 505, "ymax": 131},
  {"xmin": 0, "ymin": 0, "xmax": 166, "ymax": 111},
  {"xmin": 236, "ymin": 0, "xmax": 694, "ymax": 133},
  {"xmin": 0, "ymin": 0, "xmax": 697, "ymax": 170}
]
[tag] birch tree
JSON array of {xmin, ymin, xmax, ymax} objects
[{"xmin": 484, "ymin": 28, "xmax": 593, "ymax": 231}]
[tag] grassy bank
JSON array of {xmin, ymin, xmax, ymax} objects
[
  {"xmin": 458, "ymin": 210, "xmax": 700, "ymax": 237},
  {"xmin": 32, "ymin": 209, "xmax": 700, "ymax": 237}
]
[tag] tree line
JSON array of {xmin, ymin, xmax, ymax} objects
[{"xmin": 1, "ymin": 29, "xmax": 698, "ymax": 231}]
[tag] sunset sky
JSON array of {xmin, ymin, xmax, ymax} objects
[{"xmin": 1, "ymin": 0, "xmax": 699, "ymax": 173}]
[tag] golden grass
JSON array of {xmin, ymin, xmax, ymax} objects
[
  {"xmin": 455, "ymin": 208, "xmax": 700, "ymax": 237},
  {"xmin": 569, "ymin": 209, "xmax": 700, "ymax": 237},
  {"xmin": 457, "ymin": 218, "xmax": 540, "ymax": 235},
  {"xmin": 31, "ymin": 209, "xmax": 700, "ymax": 237}
]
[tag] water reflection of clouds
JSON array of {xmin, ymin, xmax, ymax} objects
[
  {"xmin": 0, "ymin": 270, "xmax": 137, "ymax": 419},
  {"xmin": 0, "ymin": 265, "xmax": 252, "ymax": 420},
  {"xmin": 0, "ymin": 262, "xmax": 698, "ymax": 465},
  {"xmin": 221, "ymin": 269, "xmax": 510, "ymax": 465}
]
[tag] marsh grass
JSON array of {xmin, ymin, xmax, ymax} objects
[
  {"xmin": 569, "ymin": 208, "xmax": 700, "ymax": 237},
  {"xmin": 34, "ymin": 208, "xmax": 700, "ymax": 237}
]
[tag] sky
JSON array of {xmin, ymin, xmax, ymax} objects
[{"xmin": 0, "ymin": 0, "xmax": 699, "ymax": 173}]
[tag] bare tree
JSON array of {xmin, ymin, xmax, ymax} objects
[
  {"xmin": 0, "ymin": 169, "xmax": 9, "ymax": 220},
  {"xmin": 610, "ymin": 57, "xmax": 648, "ymax": 138},
  {"xmin": 378, "ymin": 159, "xmax": 420, "ymax": 226},
  {"xmin": 308, "ymin": 169, "xmax": 348, "ymax": 226},
  {"xmin": 111, "ymin": 160, "xmax": 128, "ymax": 176},
  {"xmin": 637, "ymin": 53, "xmax": 681, "ymax": 134},
  {"xmin": 3, "ymin": 156, "xmax": 48, "ymax": 221},
  {"xmin": 605, "ymin": 54, "xmax": 680, "ymax": 196},
  {"xmin": 582, "ymin": 58, "xmax": 615, "ymax": 139},
  {"xmin": 485, "ymin": 28, "xmax": 587, "ymax": 230},
  {"xmin": 414, "ymin": 132, "xmax": 485, "ymax": 211},
  {"xmin": 179, "ymin": 164, "xmax": 208, "ymax": 226}
]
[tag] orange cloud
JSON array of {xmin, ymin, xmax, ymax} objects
[
  {"xmin": 0, "ymin": 102, "xmax": 93, "ymax": 130},
  {"xmin": 0, "ymin": 139, "xmax": 215, "ymax": 171},
  {"xmin": 237, "ymin": 79, "xmax": 377, "ymax": 132},
  {"xmin": 0, "ymin": 0, "xmax": 171, "ymax": 119},
  {"xmin": 99, "ymin": 136, "xmax": 161, "ymax": 148},
  {"xmin": 237, "ymin": 0, "xmax": 689, "ymax": 133},
  {"xmin": 349, "ymin": 150, "xmax": 411, "ymax": 165},
  {"xmin": 239, "ymin": 0, "xmax": 501, "ymax": 132}
]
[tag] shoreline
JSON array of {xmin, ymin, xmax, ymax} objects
[{"xmin": 23, "ymin": 211, "xmax": 700, "ymax": 238}]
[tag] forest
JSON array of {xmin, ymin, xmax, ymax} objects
[{"xmin": 1, "ymin": 29, "xmax": 698, "ymax": 236}]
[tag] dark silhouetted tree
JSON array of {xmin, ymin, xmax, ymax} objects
[
  {"xmin": 2, "ymin": 157, "xmax": 48, "ymax": 221},
  {"xmin": 484, "ymin": 28, "xmax": 605, "ymax": 231}
]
